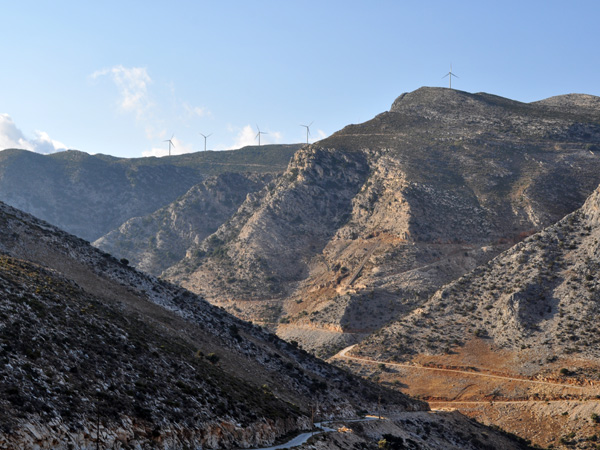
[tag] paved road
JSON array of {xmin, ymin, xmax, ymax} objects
[{"xmin": 245, "ymin": 417, "xmax": 379, "ymax": 450}]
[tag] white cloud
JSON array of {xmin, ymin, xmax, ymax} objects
[
  {"xmin": 142, "ymin": 136, "xmax": 195, "ymax": 158},
  {"xmin": 229, "ymin": 125, "xmax": 256, "ymax": 149},
  {"xmin": 0, "ymin": 114, "xmax": 67, "ymax": 154},
  {"xmin": 31, "ymin": 130, "xmax": 68, "ymax": 154},
  {"xmin": 0, "ymin": 114, "xmax": 32, "ymax": 150},
  {"xmin": 316, "ymin": 129, "xmax": 328, "ymax": 141},
  {"xmin": 182, "ymin": 102, "xmax": 211, "ymax": 118},
  {"xmin": 227, "ymin": 125, "xmax": 282, "ymax": 149},
  {"xmin": 91, "ymin": 65, "xmax": 153, "ymax": 119}
]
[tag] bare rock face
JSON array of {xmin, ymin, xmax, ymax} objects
[
  {"xmin": 165, "ymin": 147, "xmax": 370, "ymax": 301},
  {"xmin": 166, "ymin": 87, "xmax": 600, "ymax": 355},
  {"xmin": 94, "ymin": 172, "xmax": 275, "ymax": 276},
  {"xmin": 355, "ymin": 182, "xmax": 600, "ymax": 369}
]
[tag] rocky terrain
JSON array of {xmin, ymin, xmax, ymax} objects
[
  {"xmin": 337, "ymin": 181, "xmax": 600, "ymax": 449},
  {"xmin": 94, "ymin": 172, "xmax": 275, "ymax": 276},
  {"xmin": 353, "ymin": 181, "xmax": 600, "ymax": 371},
  {"xmin": 165, "ymin": 87, "xmax": 600, "ymax": 356},
  {"xmin": 0, "ymin": 197, "xmax": 543, "ymax": 450},
  {"xmin": 0, "ymin": 200, "xmax": 424, "ymax": 449},
  {"xmin": 0, "ymin": 144, "xmax": 299, "ymax": 241}
]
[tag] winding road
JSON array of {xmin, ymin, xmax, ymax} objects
[{"xmin": 243, "ymin": 417, "xmax": 379, "ymax": 450}]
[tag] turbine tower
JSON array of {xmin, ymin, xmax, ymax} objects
[
  {"xmin": 163, "ymin": 134, "xmax": 175, "ymax": 156},
  {"xmin": 442, "ymin": 64, "xmax": 459, "ymax": 89},
  {"xmin": 200, "ymin": 132, "xmax": 212, "ymax": 151},
  {"xmin": 300, "ymin": 121, "xmax": 313, "ymax": 144},
  {"xmin": 256, "ymin": 125, "xmax": 268, "ymax": 146}
]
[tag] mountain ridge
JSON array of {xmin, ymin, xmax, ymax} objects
[
  {"xmin": 0, "ymin": 144, "xmax": 300, "ymax": 241},
  {"xmin": 161, "ymin": 87, "xmax": 600, "ymax": 356}
]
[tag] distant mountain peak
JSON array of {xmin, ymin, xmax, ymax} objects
[
  {"xmin": 532, "ymin": 92, "xmax": 600, "ymax": 112},
  {"xmin": 390, "ymin": 87, "xmax": 528, "ymax": 114}
]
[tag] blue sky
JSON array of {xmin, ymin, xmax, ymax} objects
[{"xmin": 1, "ymin": 0, "xmax": 599, "ymax": 158}]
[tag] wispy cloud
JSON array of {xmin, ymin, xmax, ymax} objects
[
  {"xmin": 91, "ymin": 66, "xmax": 212, "ymax": 157},
  {"xmin": 182, "ymin": 102, "xmax": 211, "ymax": 118},
  {"xmin": 91, "ymin": 65, "xmax": 153, "ymax": 119},
  {"xmin": 0, "ymin": 114, "xmax": 67, "ymax": 154},
  {"xmin": 315, "ymin": 129, "xmax": 328, "ymax": 141}
]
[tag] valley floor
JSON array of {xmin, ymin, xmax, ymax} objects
[{"xmin": 332, "ymin": 342, "xmax": 600, "ymax": 449}]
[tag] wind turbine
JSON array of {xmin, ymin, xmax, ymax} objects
[
  {"xmin": 199, "ymin": 132, "xmax": 212, "ymax": 151},
  {"xmin": 442, "ymin": 64, "xmax": 459, "ymax": 89},
  {"xmin": 300, "ymin": 121, "xmax": 313, "ymax": 144},
  {"xmin": 256, "ymin": 125, "xmax": 268, "ymax": 146},
  {"xmin": 163, "ymin": 134, "xmax": 175, "ymax": 156}
]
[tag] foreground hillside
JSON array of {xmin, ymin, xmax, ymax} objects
[
  {"xmin": 0, "ymin": 201, "xmax": 422, "ymax": 448},
  {"xmin": 165, "ymin": 87, "xmax": 600, "ymax": 355},
  {"xmin": 0, "ymin": 144, "xmax": 299, "ymax": 241},
  {"xmin": 0, "ymin": 201, "xmax": 540, "ymax": 450}
]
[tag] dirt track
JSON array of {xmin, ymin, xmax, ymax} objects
[{"xmin": 332, "ymin": 345, "xmax": 593, "ymax": 392}]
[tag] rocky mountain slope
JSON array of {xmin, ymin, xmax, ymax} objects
[
  {"xmin": 0, "ymin": 144, "xmax": 299, "ymax": 241},
  {"xmin": 94, "ymin": 172, "xmax": 275, "ymax": 276},
  {"xmin": 165, "ymin": 87, "xmax": 600, "ymax": 354},
  {"xmin": 342, "ymin": 181, "xmax": 600, "ymax": 449},
  {"xmin": 354, "ymin": 181, "xmax": 600, "ymax": 372},
  {"xmin": 0, "ymin": 200, "xmax": 423, "ymax": 449}
]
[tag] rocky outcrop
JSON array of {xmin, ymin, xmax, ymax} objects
[
  {"xmin": 0, "ymin": 416, "xmax": 310, "ymax": 450},
  {"xmin": 166, "ymin": 147, "xmax": 371, "ymax": 300}
]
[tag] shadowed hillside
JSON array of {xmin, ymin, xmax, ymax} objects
[{"xmin": 0, "ymin": 144, "xmax": 300, "ymax": 241}]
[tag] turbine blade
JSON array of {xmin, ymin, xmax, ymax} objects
[{"xmin": 207, "ymin": 133, "xmax": 213, "ymax": 138}]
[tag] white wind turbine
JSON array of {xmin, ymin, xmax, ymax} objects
[
  {"xmin": 256, "ymin": 125, "xmax": 268, "ymax": 146},
  {"xmin": 443, "ymin": 64, "xmax": 459, "ymax": 89},
  {"xmin": 300, "ymin": 121, "xmax": 313, "ymax": 144},
  {"xmin": 200, "ymin": 132, "xmax": 212, "ymax": 151},
  {"xmin": 163, "ymin": 134, "xmax": 175, "ymax": 156}
]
